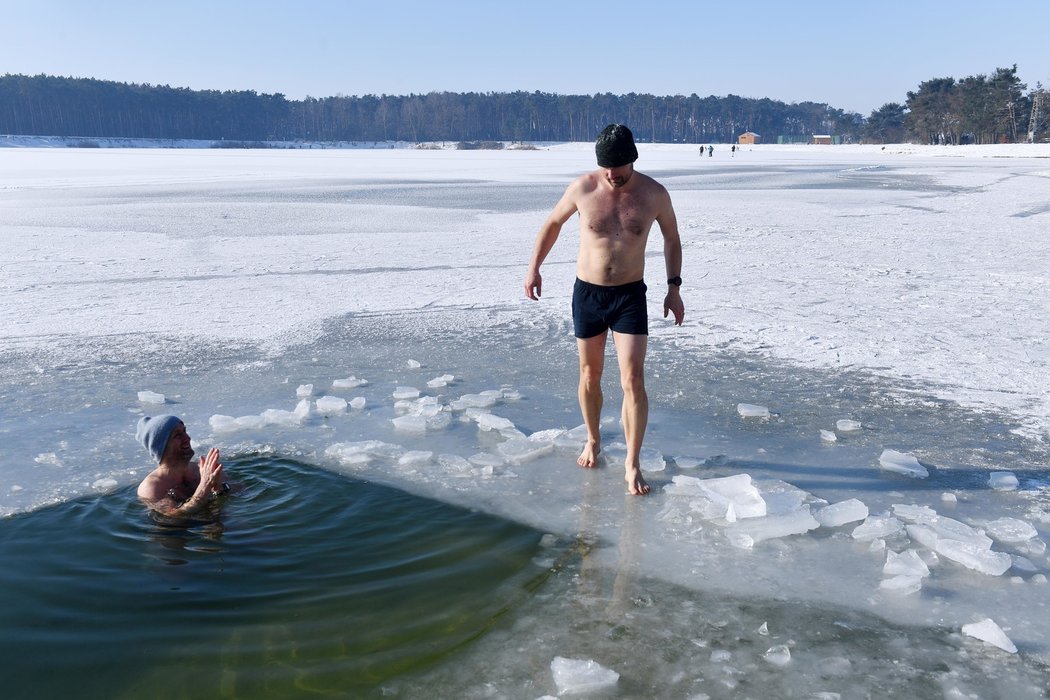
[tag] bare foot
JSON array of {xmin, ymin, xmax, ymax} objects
[
  {"xmin": 625, "ymin": 464, "xmax": 650, "ymax": 495},
  {"xmin": 577, "ymin": 440, "xmax": 601, "ymax": 468}
]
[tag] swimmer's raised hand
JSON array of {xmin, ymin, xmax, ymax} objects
[{"xmin": 198, "ymin": 448, "xmax": 224, "ymax": 491}]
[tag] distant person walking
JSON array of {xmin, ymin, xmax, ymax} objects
[
  {"xmin": 707, "ymin": 145, "xmax": 713, "ymax": 157},
  {"xmin": 523, "ymin": 124, "xmax": 684, "ymax": 495}
]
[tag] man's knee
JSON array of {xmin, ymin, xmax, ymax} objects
[
  {"xmin": 619, "ymin": 367, "xmax": 645, "ymax": 395},
  {"xmin": 579, "ymin": 364, "xmax": 603, "ymax": 389}
]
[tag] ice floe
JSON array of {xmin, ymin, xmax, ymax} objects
[
  {"xmin": 550, "ymin": 657, "xmax": 619, "ymax": 695},
  {"xmin": 878, "ymin": 449, "xmax": 928, "ymax": 478}
]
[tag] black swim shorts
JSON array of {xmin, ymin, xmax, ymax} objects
[{"xmin": 572, "ymin": 278, "xmax": 648, "ymax": 339}]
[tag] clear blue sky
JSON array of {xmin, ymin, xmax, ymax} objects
[{"xmin": 4, "ymin": 0, "xmax": 1049, "ymax": 115}]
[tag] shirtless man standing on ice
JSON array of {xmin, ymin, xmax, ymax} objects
[{"xmin": 524, "ymin": 124, "xmax": 684, "ymax": 495}]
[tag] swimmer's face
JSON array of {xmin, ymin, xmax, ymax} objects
[
  {"xmin": 603, "ymin": 163, "xmax": 633, "ymax": 188},
  {"xmin": 162, "ymin": 422, "xmax": 195, "ymax": 463}
]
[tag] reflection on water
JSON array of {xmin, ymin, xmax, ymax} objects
[{"xmin": 0, "ymin": 456, "xmax": 551, "ymax": 699}]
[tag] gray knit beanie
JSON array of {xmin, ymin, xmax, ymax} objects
[{"xmin": 136, "ymin": 414, "xmax": 182, "ymax": 463}]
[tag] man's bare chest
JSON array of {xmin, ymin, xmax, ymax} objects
[{"xmin": 582, "ymin": 194, "xmax": 653, "ymax": 238}]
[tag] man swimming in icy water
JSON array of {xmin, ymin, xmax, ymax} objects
[
  {"xmin": 524, "ymin": 124, "xmax": 684, "ymax": 495},
  {"xmin": 136, "ymin": 414, "xmax": 228, "ymax": 515}
]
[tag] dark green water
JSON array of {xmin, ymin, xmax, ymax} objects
[{"xmin": 0, "ymin": 456, "xmax": 549, "ymax": 699}]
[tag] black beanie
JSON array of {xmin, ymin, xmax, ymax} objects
[{"xmin": 595, "ymin": 124, "xmax": 638, "ymax": 168}]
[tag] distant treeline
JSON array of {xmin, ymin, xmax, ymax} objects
[
  {"xmin": 0, "ymin": 74, "xmax": 860, "ymax": 144},
  {"xmin": 0, "ymin": 71, "xmax": 1045, "ymax": 145}
]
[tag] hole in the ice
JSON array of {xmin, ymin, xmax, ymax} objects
[{"xmin": 0, "ymin": 455, "xmax": 558, "ymax": 697}]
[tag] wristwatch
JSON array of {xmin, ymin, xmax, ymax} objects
[{"xmin": 667, "ymin": 276, "xmax": 682, "ymax": 286}]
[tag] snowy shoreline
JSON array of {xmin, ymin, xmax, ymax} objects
[{"xmin": 5, "ymin": 131, "xmax": 1050, "ymax": 157}]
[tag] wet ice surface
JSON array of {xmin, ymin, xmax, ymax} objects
[{"xmin": 2, "ymin": 144, "xmax": 1050, "ymax": 695}]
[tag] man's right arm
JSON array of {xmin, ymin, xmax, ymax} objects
[{"xmin": 524, "ymin": 183, "xmax": 580, "ymax": 300}]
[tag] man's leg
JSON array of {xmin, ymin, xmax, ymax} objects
[
  {"xmin": 613, "ymin": 331, "xmax": 649, "ymax": 495},
  {"xmin": 576, "ymin": 332, "xmax": 607, "ymax": 468}
]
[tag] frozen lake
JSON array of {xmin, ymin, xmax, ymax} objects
[{"xmin": 1, "ymin": 143, "xmax": 1049, "ymax": 697}]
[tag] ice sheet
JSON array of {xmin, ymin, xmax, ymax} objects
[{"xmin": 2, "ymin": 143, "xmax": 1049, "ymax": 691}]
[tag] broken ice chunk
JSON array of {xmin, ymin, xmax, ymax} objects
[
  {"xmin": 836, "ymin": 419, "xmax": 862, "ymax": 432},
  {"xmin": 852, "ymin": 515, "xmax": 905, "ymax": 541},
  {"xmin": 878, "ymin": 449, "xmax": 928, "ymax": 478},
  {"xmin": 961, "ymin": 618, "xmax": 1017, "ymax": 653},
  {"xmin": 935, "ymin": 539, "xmax": 1012, "ymax": 576},
  {"xmin": 426, "ymin": 374, "xmax": 455, "ymax": 388},
  {"xmin": 665, "ymin": 473, "xmax": 767, "ymax": 522},
  {"xmin": 724, "ymin": 509, "xmax": 819, "ymax": 547},
  {"xmin": 528, "ymin": 428, "xmax": 567, "ymax": 443},
  {"xmin": 879, "ymin": 574, "xmax": 923, "ymax": 595},
  {"xmin": 398, "ymin": 450, "xmax": 433, "ymax": 466},
  {"xmin": 474, "ymin": 412, "xmax": 516, "ymax": 433},
  {"xmin": 763, "ymin": 645, "xmax": 791, "ymax": 666},
  {"xmin": 392, "ymin": 386, "xmax": 420, "ymax": 400},
  {"xmin": 209, "ymin": 415, "xmax": 238, "ymax": 433},
  {"xmin": 1012, "ymin": 555, "xmax": 1038, "ymax": 573},
  {"xmin": 349, "ymin": 396, "xmax": 366, "ymax": 410},
  {"xmin": 896, "ymin": 506, "xmax": 993, "ymax": 549},
  {"xmin": 902, "ymin": 509, "xmax": 1010, "ymax": 575},
  {"xmin": 316, "ymin": 396, "xmax": 348, "ymax": 415},
  {"xmin": 675, "ymin": 456, "xmax": 706, "ymax": 469},
  {"xmin": 438, "ymin": 454, "xmax": 472, "ymax": 475},
  {"xmin": 260, "ymin": 406, "xmax": 305, "ymax": 427},
  {"xmin": 468, "ymin": 452, "xmax": 505, "ymax": 467},
  {"xmin": 639, "ymin": 447, "xmax": 665, "ymax": 472},
  {"xmin": 699, "ymin": 474, "xmax": 767, "ymax": 518},
  {"xmin": 985, "ymin": 517, "xmax": 1038, "ymax": 543},
  {"xmin": 449, "ymin": 392, "xmax": 500, "ymax": 410},
  {"xmin": 550, "ymin": 657, "xmax": 619, "ymax": 696},
  {"xmin": 137, "ymin": 390, "xmax": 165, "ymax": 404},
  {"xmin": 406, "ymin": 359, "xmax": 421, "ymax": 369},
  {"xmin": 820, "ymin": 429, "xmax": 837, "ymax": 442},
  {"xmin": 893, "ymin": 502, "xmax": 951, "ymax": 524},
  {"xmin": 296, "ymin": 384, "xmax": 314, "ymax": 398},
  {"xmin": 332, "ymin": 376, "xmax": 368, "ymax": 389},
  {"xmin": 325, "ymin": 440, "xmax": 402, "ymax": 466},
  {"xmin": 391, "ymin": 415, "xmax": 428, "ymax": 432},
  {"xmin": 988, "ymin": 471, "xmax": 1019, "ymax": 491},
  {"xmin": 814, "ymin": 498, "xmax": 869, "ymax": 528},
  {"xmin": 209, "ymin": 414, "xmax": 266, "ymax": 433},
  {"xmin": 497, "ymin": 438, "xmax": 554, "ymax": 464},
  {"xmin": 737, "ymin": 403, "xmax": 770, "ymax": 418},
  {"xmin": 884, "ymin": 549, "xmax": 930, "ymax": 577}
]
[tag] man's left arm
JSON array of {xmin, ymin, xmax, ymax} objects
[{"xmin": 656, "ymin": 190, "xmax": 685, "ymax": 325}]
